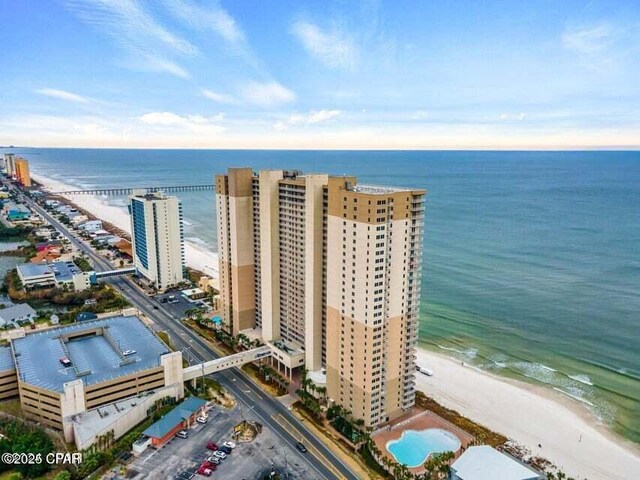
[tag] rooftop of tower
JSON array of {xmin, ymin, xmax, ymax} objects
[{"xmin": 350, "ymin": 183, "xmax": 416, "ymax": 194}]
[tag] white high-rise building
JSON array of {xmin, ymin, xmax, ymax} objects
[{"xmin": 129, "ymin": 191, "xmax": 185, "ymax": 290}]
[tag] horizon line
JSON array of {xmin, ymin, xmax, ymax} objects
[{"xmin": 2, "ymin": 145, "xmax": 640, "ymax": 152}]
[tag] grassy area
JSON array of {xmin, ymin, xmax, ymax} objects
[
  {"xmin": 73, "ymin": 256, "xmax": 92, "ymax": 272},
  {"xmin": 2, "ymin": 274, "xmax": 130, "ymax": 321},
  {"xmin": 0, "ymin": 400, "xmax": 24, "ymax": 418},
  {"xmin": 156, "ymin": 331, "xmax": 173, "ymax": 349},
  {"xmin": 415, "ymin": 391, "xmax": 507, "ymax": 446}
]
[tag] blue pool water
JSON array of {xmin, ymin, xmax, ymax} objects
[{"xmin": 386, "ymin": 428, "xmax": 461, "ymax": 468}]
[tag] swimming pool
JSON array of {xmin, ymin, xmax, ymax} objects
[{"xmin": 386, "ymin": 428, "xmax": 461, "ymax": 468}]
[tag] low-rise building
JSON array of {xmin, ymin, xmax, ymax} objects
[
  {"xmin": 29, "ymin": 246, "xmax": 61, "ymax": 264},
  {"xmin": 2, "ymin": 201, "xmax": 30, "ymax": 221},
  {"xmin": 450, "ymin": 446, "xmax": 546, "ymax": 480},
  {"xmin": 17, "ymin": 261, "xmax": 84, "ymax": 289},
  {"xmin": 80, "ymin": 220, "xmax": 103, "ymax": 232},
  {"xmin": 0, "ymin": 304, "xmax": 37, "ymax": 328},
  {"xmin": 17, "ymin": 263, "xmax": 56, "ymax": 289},
  {"xmin": 139, "ymin": 396, "xmax": 207, "ymax": 449},
  {"xmin": 181, "ymin": 288, "xmax": 207, "ymax": 301},
  {"xmin": 70, "ymin": 215, "xmax": 88, "ymax": 226},
  {"xmin": 7, "ymin": 315, "xmax": 184, "ymax": 440},
  {"xmin": 198, "ymin": 275, "xmax": 219, "ymax": 293}
]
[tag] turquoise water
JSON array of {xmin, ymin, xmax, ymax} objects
[
  {"xmin": 3, "ymin": 148, "xmax": 639, "ymax": 443},
  {"xmin": 387, "ymin": 428, "xmax": 461, "ymax": 468}
]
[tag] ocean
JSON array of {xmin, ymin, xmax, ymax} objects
[{"xmin": 4, "ymin": 148, "xmax": 639, "ymax": 444}]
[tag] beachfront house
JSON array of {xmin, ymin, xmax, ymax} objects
[
  {"xmin": 80, "ymin": 220, "xmax": 103, "ymax": 232},
  {"xmin": 449, "ymin": 446, "xmax": 546, "ymax": 480}
]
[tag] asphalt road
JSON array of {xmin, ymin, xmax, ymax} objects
[{"xmin": 18, "ymin": 188, "xmax": 359, "ymax": 480}]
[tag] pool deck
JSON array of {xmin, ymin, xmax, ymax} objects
[{"xmin": 371, "ymin": 409, "xmax": 474, "ymax": 475}]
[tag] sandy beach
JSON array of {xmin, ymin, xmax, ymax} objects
[
  {"xmin": 31, "ymin": 171, "xmax": 640, "ymax": 480},
  {"xmin": 416, "ymin": 348, "xmax": 640, "ymax": 480},
  {"xmin": 31, "ymin": 172, "xmax": 219, "ymax": 277}
]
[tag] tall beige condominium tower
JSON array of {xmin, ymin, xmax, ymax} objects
[
  {"xmin": 325, "ymin": 177, "xmax": 425, "ymax": 426},
  {"xmin": 215, "ymin": 167, "xmax": 425, "ymax": 426},
  {"xmin": 129, "ymin": 191, "xmax": 185, "ymax": 290},
  {"xmin": 15, "ymin": 158, "xmax": 32, "ymax": 187}
]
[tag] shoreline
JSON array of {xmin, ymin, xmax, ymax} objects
[
  {"xmin": 30, "ymin": 169, "xmax": 640, "ymax": 479},
  {"xmin": 416, "ymin": 348, "xmax": 640, "ymax": 480},
  {"xmin": 31, "ymin": 172, "xmax": 219, "ymax": 278}
]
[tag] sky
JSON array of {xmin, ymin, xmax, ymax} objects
[{"xmin": 1, "ymin": 0, "xmax": 639, "ymax": 149}]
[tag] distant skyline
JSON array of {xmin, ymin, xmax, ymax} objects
[{"xmin": 1, "ymin": 0, "xmax": 639, "ymax": 149}]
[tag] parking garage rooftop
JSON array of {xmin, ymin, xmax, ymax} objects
[{"xmin": 12, "ymin": 316, "xmax": 169, "ymax": 392}]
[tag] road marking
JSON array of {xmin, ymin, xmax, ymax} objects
[{"xmin": 272, "ymin": 413, "xmax": 348, "ymax": 480}]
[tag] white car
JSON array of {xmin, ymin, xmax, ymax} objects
[
  {"xmin": 222, "ymin": 441, "xmax": 236, "ymax": 449},
  {"xmin": 122, "ymin": 349, "xmax": 136, "ymax": 356},
  {"xmin": 196, "ymin": 416, "xmax": 208, "ymax": 424},
  {"xmin": 213, "ymin": 451, "xmax": 226, "ymax": 459}
]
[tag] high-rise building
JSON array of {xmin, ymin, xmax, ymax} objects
[
  {"xmin": 129, "ymin": 191, "xmax": 185, "ymax": 290},
  {"xmin": 4, "ymin": 154, "xmax": 16, "ymax": 178},
  {"xmin": 14, "ymin": 158, "xmax": 31, "ymax": 187},
  {"xmin": 215, "ymin": 167, "xmax": 426, "ymax": 427}
]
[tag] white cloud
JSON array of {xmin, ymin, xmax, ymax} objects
[
  {"xmin": 562, "ymin": 24, "xmax": 614, "ymax": 55},
  {"xmin": 144, "ymin": 57, "xmax": 191, "ymax": 79},
  {"xmin": 291, "ymin": 21, "xmax": 357, "ymax": 70},
  {"xmin": 240, "ymin": 81, "xmax": 296, "ymax": 107},
  {"xmin": 274, "ymin": 109, "xmax": 341, "ymax": 130},
  {"xmin": 163, "ymin": 0, "xmax": 245, "ymax": 45},
  {"xmin": 66, "ymin": 0, "xmax": 197, "ymax": 78},
  {"xmin": 139, "ymin": 111, "xmax": 225, "ymax": 133},
  {"xmin": 201, "ymin": 89, "xmax": 236, "ymax": 104},
  {"xmin": 499, "ymin": 112, "xmax": 527, "ymax": 121},
  {"xmin": 289, "ymin": 109, "xmax": 341, "ymax": 125},
  {"xmin": 35, "ymin": 88, "xmax": 90, "ymax": 103}
]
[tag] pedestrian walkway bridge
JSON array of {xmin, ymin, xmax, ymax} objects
[
  {"xmin": 93, "ymin": 267, "xmax": 136, "ymax": 279},
  {"xmin": 182, "ymin": 346, "xmax": 272, "ymax": 381}
]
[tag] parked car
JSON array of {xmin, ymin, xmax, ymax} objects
[
  {"xmin": 196, "ymin": 416, "xmax": 208, "ymax": 424},
  {"xmin": 206, "ymin": 442, "xmax": 218, "ymax": 451},
  {"xmin": 176, "ymin": 430, "xmax": 188, "ymax": 439},
  {"xmin": 201, "ymin": 461, "xmax": 216, "ymax": 471},
  {"xmin": 213, "ymin": 451, "xmax": 226, "ymax": 459},
  {"xmin": 296, "ymin": 442, "xmax": 308, "ymax": 453},
  {"xmin": 207, "ymin": 456, "xmax": 220, "ymax": 465},
  {"xmin": 219, "ymin": 445, "xmax": 232, "ymax": 454},
  {"xmin": 59, "ymin": 357, "xmax": 72, "ymax": 367},
  {"xmin": 222, "ymin": 440, "xmax": 236, "ymax": 449},
  {"xmin": 122, "ymin": 349, "xmax": 136, "ymax": 356},
  {"xmin": 196, "ymin": 466, "xmax": 212, "ymax": 476}
]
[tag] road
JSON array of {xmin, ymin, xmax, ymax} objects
[{"xmin": 17, "ymin": 187, "xmax": 359, "ymax": 480}]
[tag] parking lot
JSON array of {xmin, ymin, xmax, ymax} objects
[
  {"xmin": 153, "ymin": 292, "xmax": 196, "ymax": 319},
  {"xmin": 125, "ymin": 403, "xmax": 319, "ymax": 480}
]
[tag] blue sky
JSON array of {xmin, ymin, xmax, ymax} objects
[{"xmin": 1, "ymin": 0, "xmax": 639, "ymax": 149}]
